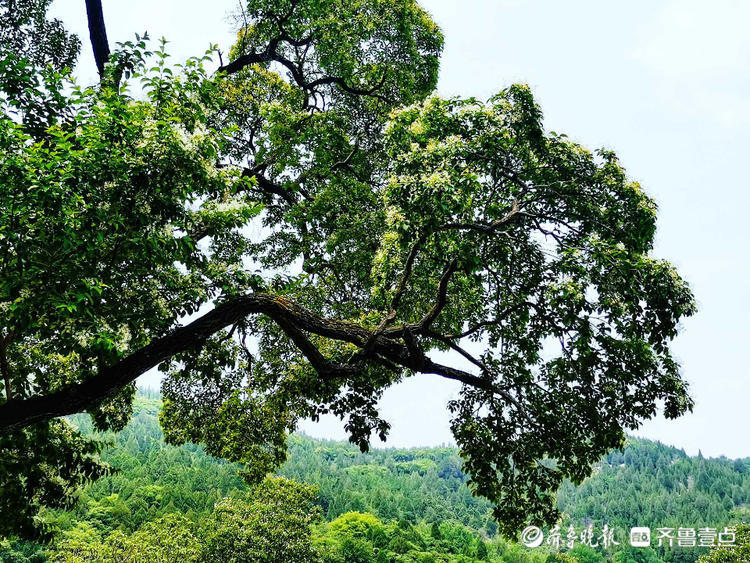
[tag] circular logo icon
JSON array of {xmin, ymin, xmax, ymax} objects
[{"xmin": 521, "ymin": 526, "xmax": 544, "ymax": 548}]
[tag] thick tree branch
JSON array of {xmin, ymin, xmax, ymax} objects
[
  {"xmin": 420, "ymin": 259, "xmax": 458, "ymax": 331},
  {"xmin": 388, "ymin": 231, "xmax": 428, "ymax": 315},
  {"xmin": 217, "ymin": 50, "xmax": 274, "ymax": 74},
  {"xmin": 218, "ymin": 35, "xmax": 388, "ymax": 104},
  {"xmin": 272, "ymin": 315, "xmax": 356, "ymax": 379},
  {"xmin": 305, "ymin": 70, "xmax": 389, "ymax": 99},
  {"xmin": 420, "ymin": 357, "xmax": 495, "ymax": 394},
  {"xmin": 0, "ymin": 295, "xmax": 366, "ymax": 429},
  {"xmin": 252, "ymin": 172, "xmax": 299, "ymax": 205},
  {"xmin": 0, "ymin": 291, "xmax": 511, "ymax": 431},
  {"xmin": 84, "ymin": 0, "xmax": 110, "ymax": 79}
]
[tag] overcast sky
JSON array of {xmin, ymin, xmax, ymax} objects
[{"xmin": 49, "ymin": 0, "xmax": 750, "ymax": 458}]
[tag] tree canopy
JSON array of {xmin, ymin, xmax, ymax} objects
[{"xmin": 0, "ymin": 0, "xmax": 695, "ymax": 539}]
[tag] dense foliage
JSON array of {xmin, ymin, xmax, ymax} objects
[
  {"xmin": 698, "ymin": 524, "xmax": 750, "ymax": 563},
  {"xmin": 1, "ymin": 0, "xmax": 695, "ymax": 539},
  {"xmin": 0, "ymin": 395, "xmax": 745, "ymax": 562}
]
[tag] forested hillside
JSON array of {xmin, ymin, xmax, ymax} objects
[
  {"xmin": 557, "ymin": 441, "xmax": 748, "ymax": 532},
  {"xmin": 282, "ymin": 433, "xmax": 750, "ymax": 539},
  {"xmin": 2, "ymin": 393, "xmax": 748, "ymax": 562}
]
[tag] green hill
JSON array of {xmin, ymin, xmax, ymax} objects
[{"xmin": 3, "ymin": 392, "xmax": 748, "ymax": 562}]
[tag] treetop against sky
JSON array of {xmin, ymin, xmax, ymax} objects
[{"xmin": 47, "ymin": 0, "xmax": 750, "ymax": 461}]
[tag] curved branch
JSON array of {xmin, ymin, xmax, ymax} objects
[
  {"xmin": 0, "ymin": 292, "xmax": 507, "ymax": 431},
  {"xmin": 0, "ymin": 294, "xmax": 363, "ymax": 431},
  {"xmin": 218, "ymin": 36, "xmax": 389, "ymax": 104}
]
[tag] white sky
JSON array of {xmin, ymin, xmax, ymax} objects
[{"xmin": 49, "ymin": 0, "xmax": 750, "ymax": 458}]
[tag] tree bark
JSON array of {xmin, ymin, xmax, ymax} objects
[{"xmin": 84, "ymin": 0, "xmax": 110, "ymax": 78}]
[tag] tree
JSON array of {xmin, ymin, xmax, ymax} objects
[
  {"xmin": 200, "ymin": 476, "xmax": 322, "ymax": 562},
  {"xmin": 100, "ymin": 514, "xmax": 201, "ymax": 563},
  {"xmin": 0, "ymin": 0, "xmax": 695, "ymax": 539},
  {"xmin": 338, "ymin": 537, "xmax": 376, "ymax": 563},
  {"xmin": 476, "ymin": 539, "xmax": 489, "ymax": 560},
  {"xmin": 547, "ymin": 555, "xmax": 578, "ymax": 563},
  {"xmin": 698, "ymin": 524, "xmax": 750, "ymax": 563},
  {"xmin": 0, "ymin": 538, "xmax": 47, "ymax": 563},
  {"xmin": 568, "ymin": 545, "xmax": 604, "ymax": 563},
  {"xmin": 612, "ymin": 546, "xmax": 663, "ymax": 563},
  {"xmin": 431, "ymin": 521, "xmax": 443, "ymax": 540}
]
